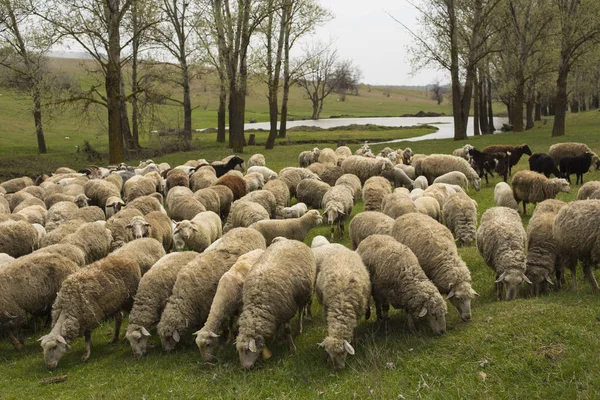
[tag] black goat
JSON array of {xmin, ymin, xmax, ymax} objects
[
  {"xmin": 212, "ymin": 155, "xmax": 244, "ymax": 177},
  {"xmin": 559, "ymin": 152, "xmax": 593, "ymax": 185},
  {"xmin": 468, "ymin": 148, "xmax": 508, "ymax": 183},
  {"xmin": 528, "ymin": 153, "xmax": 565, "ymax": 178},
  {"xmin": 482, "ymin": 144, "xmax": 532, "ymax": 175}
]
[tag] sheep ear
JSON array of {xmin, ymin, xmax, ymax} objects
[
  {"xmin": 192, "ymin": 330, "xmax": 200, "ymax": 336},
  {"xmin": 248, "ymin": 339, "xmax": 257, "ymax": 353},
  {"xmin": 522, "ymin": 273, "xmax": 533, "ymax": 285},
  {"xmin": 144, "ymin": 223, "xmax": 151, "ymax": 227},
  {"xmin": 343, "ymin": 340, "xmax": 355, "ymax": 355},
  {"xmin": 495, "ymin": 272, "xmax": 506, "ymax": 283},
  {"xmin": 209, "ymin": 331, "xmax": 219, "ymax": 338},
  {"xmin": 418, "ymin": 307, "xmax": 428, "ymax": 318},
  {"xmin": 141, "ymin": 327, "xmax": 151, "ymax": 337},
  {"xmin": 318, "ymin": 339, "xmax": 326, "ymax": 348},
  {"xmin": 172, "ymin": 330, "xmax": 180, "ymax": 343},
  {"xmin": 471, "ymin": 289, "xmax": 480, "ymax": 297},
  {"xmin": 57, "ymin": 335, "xmax": 67, "ymax": 345},
  {"xmin": 191, "ymin": 226, "xmax": 199, "ymax": 232},
  {"xmin": 545, "ymin": 276, "xmax": 554, "ymax": 285},
  {"xmin": 38, "ymin": 334, "xmax": 49, "ymax": 342},
  {"xmin": 446, "ymin": 290, "xmax": 455, "ymax": 299},
  {"xmin": 125, "ymin": 223, "xmax": 133, "ymax": 228}
]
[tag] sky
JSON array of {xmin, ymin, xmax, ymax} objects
[{"xmin": 310, "ymin": 0, "xmax": 446, "ymax": 86}]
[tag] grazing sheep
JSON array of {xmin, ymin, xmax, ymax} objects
[
  {"xmin": 32, "ymin": 243, "xmax": 86, "ymax": 267},
  {"xmin": 357, "ymin": 235, "xmax": 447, "ymax": 334},
  {"xmin": 308, "ymin": 162, "xmax": 327, "ymax": 176},
  {"xmin": 212, "ymin": 155, "xmax": 244, "ymax": 177},
  {"xmin": 126, "ymin": 212, "xmax": 173, "ymax": 251},
  {"xmin": 172, "ymin": 211, "xmax": 222, "ymax": 252},
  {"xmin": 125, "ymin": 251, "xmax": 199, "ymax": 358},
  {"xmin": 110, "ymin": 238, "xmax": 166, "ymax": 275},
  {"xmin": 577, "ymin": 181, "xmax": 600, "ymax": 200},
  {"xmin": 104, "ymin": 173, "xmax": 124, "ymax": 192},
  {"xmin": 40, "ymin": 256, "xmax": 141, "ymax": 368},
  {"xmin": 483, "ymin": 144, "xmax": 532, "ymax": 175},
  {"xmin": 12, "ymin": 195, "xmax": 45, "ymax": 213},
  {"xmin": 382, "ymin": 166, "xmax": 414, "ymax": 189},
  {"xmin": 240, "ymin": 190, "xmax": 277, "ymax": 218},
  {"xmin": 167, "ymin": 190, "xmax": 206, "ymax": 222},
  {"xmin": 299, "ymin": 148, "xmax": 320, "ymax": 168},
  {"xmin": 413, "ymin": 176, "xmax": 429, "ymax": 190},
  {"xmin": 422, "ymin": 183, "xmax": 457, "ymax": 209},
  {"xmin": 157, "ymin": 228, "xmax": 266, "ymax": 352},
  {"xmin": 0, "ymin": 252, "xmax": 78, "ymax": 349},
  {"xmin": 243, "ymin": 172, "xmax": 265, "ymax": 193},
  {"xmin": 61, "ymin": 221, "xmax": 113, "ymax": 264},
  {"xmin": 494, "ymin": 182, "xmax": 519, "ymax": 211},
  {"xmin": 213, "ymin": 174, "xmax": 247, "ymax": 201},
  {"xmin": 250, "ymin": 209, "xmax": 323, "ymax": 245},
  {"xmin": 0, "ymin": 177, "xmax": 34, "ymax": 194},
  {"xmin": 318, "ymin": 148, "xmax": 339, "ymax": 166},
  {"xmin": 414, "ymin": 196, "xmax": 441, "ymax": 221},
  {"xmin": 124, "ymin": 176, "xmax": 157, "ymax": 203},
  {"xmin": 166, "ymin": 169, "xmax": 190, "ymax": 192},
  {"xmin": 222, "ymin": 200, "xmax": 270, "ymax": 233},
  {"xmin": 442, "ymin": 192, "xmax": 477, "ymax": 247},
  {"xmin": 296, "ymin": 179, "xmax": 331, "ymax": 209},
  {"xmin": 476, "ymin": 207, "xmax": 530, "ymax": 300},
  {"xmin": 279, "ymin": 167, "xmax": 319, "ymax": 196},
  {"xmin": 433, "ymin": 171, "xmax": 469, "ymax": 191},
  {"xmin": 106, "ymin": 208, "xmax": 144, "ymax": 251},
  {"xmin": 0, "ymin": 195, "xmax": 9, "ymax": 214},
  {"xmin": 0, "ymin": 220, "xmax": 39, "ymax": 257},
  {"xmin": 84, "ymin": 179, "xmax": 121, "ymax": 208},
  {"xmin": 335, "ymin": 145, "xmax": 352, "ymax": 161},
  {"xmin": 341, "ymin": 156, "xmax": 394, "ymax": 184},
  {"xmin": 247, "ymin": 154, "xmax": 266, "ymax": 168},
  {"xmin": 72, "ymin": 206, "xmax": 105, "ymax": 224},
  {"xmin": 409, "ymin": 188, "xmax": 424, "ymax": 200},
  {"xmin": 335, "ymin": 174, "xmax": 362, "ymax": 203},
  {"xmin": 247, "ymin": 166, "xmax": 278, "ymax": 182},
  {"xmin": 548, "ymin": 142, "xmax": 600, "ymax": 169},
  {"xmin": 192, "ymin": 188, "xmax": 221, "ymax": 214},
  {"xmin": 529, "ymin": 153, "xmax": 565, "ymax": 179},
  {"xmin": 392, "ymin": 213, "xmax": 477, "ymax": 321},
  {"xmin": 396, "ymin": 164, "xmax": 416, "ymax": 180},
  {"xmin": 126, "ymin": 195, "xmax": 165, "ymax": 215},
  {"xmin": 209, "ymin": 184, "xmax": 234, "ymax": 218},
  {"xmin": 281, "ymin": 202, "xmax": 308, "ymax": 219},
  {"xmin": 194, "ymin": 249, "xmax": 265, "ymax": 362},
  {"xmin": 417, "ymin": 154, "xmax": 481, "ymax": 190},
  {"xmin": 263, "ymin": 179, "xmax": 291, "ymax": 214},
  {"xmin": 190, "ymin": 167, "xmax": 217, "ymax": 191},
  {"xmin": 315, "ymin": 246, "xmax": 370, "ymax": 370},
  {"xmin": 322, "ymin": 185, "xmax": 354, "ymax": 240},
  {"xmin": 559, "ymin": 152, "xmax": 593, "ymax": 184},
  {"xmin": 318, "ymin": 165, "xmax": 345, "ymax": 186},
  {"xmin": 381, "ymin": 191, "xmax": 417, "ymax": 219},
  {"xmin": 362, "ymin": 176, "xmax": 391, "ymax": 211},
  {"xmin": 553, "ymin": 200, "xmax": 600, "ymax": 291},
  {"xmin": 511, "ymin": 170, "xmax": 570, "ymax": 215},
  {"xmin": 236, "ymin": 239, "xmax": 316, "ymax": 369}
]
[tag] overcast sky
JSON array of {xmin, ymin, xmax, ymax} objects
[{"xmin": 311, "ymin": 0, "xmax": 446, "ymax": 86}]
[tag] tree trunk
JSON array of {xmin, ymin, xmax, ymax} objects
[
  {"xmin": 449, "ymin": 0, "xmax": 466, "ymax": 141},
  {"xmin": 265, "ymin": 2, "xmax": 287, "ymax": 150},
  {"xmin": 526, "ymin": 100, "xmax": 534, "ymax": 130},
  {"xmin": 217, "ymin": 75, "xmax": 227, "ymax": 143},
  {"xmin": 182, "ymin": 63, "xmax": 192, "ymax": 143},
  {"xmin": 592, "ymin": 95, "xmax": 599, "ymax": 109},
  {"xmin": 478, "ymin": 77, "xmax": 489, "ymax": 134},
  {"xmin": 278, "ymin": 13, "xmax": 291, "ymax": 139},
  {"xmin": 487, "ymin": 76, "xmax": 495, "ymax": 131},
  {"xmin": 570, "ymin": 99, "xmax": 579, "ymax": 113},
  {"xmin": 120, "ymin": 77, "xmax": 134, "ymax": 149},
  {"xmin": 311, "ymin": 98, "xmax": 319, "ymax": 120},
  {"xmin": 513, "ymin": 77, "xmax": 525, "ymax": 132},
  {"xmin": 33, "ymin": 88, "xmax": 47, "ymax": 154},
  {"xmin": 131, "ymin": 0, "xmax": 140, "ymax": 149},
  {"xmin": 552, "ymin": 63, "xmax": 569, "ymax": 137},
  {"xmin": 534, "ymin": 102, "xmax": 541, "ymax": 121},
  {"xmin": 107, "ymin": 1, "xmax": 124, "ymax": 164},
  {"xmin": 506, "ymin": 99, "xmax": 513, "ymax": 125},
  {"xmin": 473, "ymin": 72, "xmax": 480, "ymax": 136},
  {"xmin": 230, "ymin": 87, "xmax": 246, "ymax": 152}
]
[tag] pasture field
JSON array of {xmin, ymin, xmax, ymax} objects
[{"xmin": 1, "ymin": 107, "xmax": 600, "ymax": 398}]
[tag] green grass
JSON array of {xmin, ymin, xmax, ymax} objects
[{"xmin": 3, "ymin": 97, "xmax": 600, "ymax": 397}]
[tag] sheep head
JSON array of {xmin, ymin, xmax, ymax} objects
[
  {"xmin": 305, "ymin": 209, "xmax": 323, "ymax": 226},
  {"xmin": 236, "ymin": 336, "xmax": 264, "ymax": 369},
  {"xmin": 126, "ymin": 216, "xmax": 151, "ymax": 239},
  {"xmin": 194, "ymin": 329, "xmax": 220, "ymax": 363},
  {"xmin": 322, "ymin": 203, "xmax": 344, "ymax": 226},
  {"xmin": 319, "ymin": 336, "xmax": 355, "ymax": 370},
  {"xmin": 73, "ymin": 194, "xmax": 90, "ymax": 208},
  {"xmin": 552, "ymin": 178, "xmax": 571, "ymax": 194},
  {"xmin": 159, "ymin": 328, "xmax": 181, "ymax": 352},
  {"xmin": 125, "ymin": 324, "xmax": 151, "ymax": 359},
  {"xmin": 471, "ymin": 177, "xmax": 481, "ymax": 192},
  {"xmin": 496, "ymin": 270, "xmax": 532, "ymax": 300},
  {"xmin": 39, "ymin": 315, "xmax": 78, "ymax": 369},
  {"xmin": 446, "ymin": 281, "xmax": 478, "ymax": 322},
  {"xmin": 417, "ymin": 304, "xmax": 447, "ymax": 335}
]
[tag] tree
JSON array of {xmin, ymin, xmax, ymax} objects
[
  {"xmin": 429, "ymin": 79, "xmax": 446, "ymax": 104},
  {"xmin": 551, "ymin": 0, "xmax": 600, "ymax": 137},
  {"xmin": 0, "ymin": 0, "xmax": 54, "ymax": 153}
]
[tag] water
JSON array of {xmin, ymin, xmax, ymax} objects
[{"xmin": 240, "ymin": 116, "xmax": 508, "ymax": 143}]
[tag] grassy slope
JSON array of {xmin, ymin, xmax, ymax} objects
[{"xmin": 1, "ymin": 111, "xmax": 600, "ymax": 399}]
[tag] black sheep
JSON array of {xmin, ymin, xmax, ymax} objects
[
  {"xmin": 212, "ymin": 155, "xmax": 244, "ymax": 178},
  {"xmin": 559, "ymin": 152, "xmax": 593, "ymax": 185},
  {"xmin": 482, "ymin": 144, "xmax": 532, "ymax": 175},
  {"xmin": 468, "ymin": 148, "xmax": 508, "ymax": 184},
  {"xmin": 529, "ymin": 153, "xmax": 565, "ymax": 179}
]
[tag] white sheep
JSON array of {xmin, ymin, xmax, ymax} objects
[
  {"xmin": 243, "ymin": 172, "xmax": 265, "ymax": 192},
  {"xmin": 250, "ymin": 210, "xmax": 323, "ymax": 245},
  {"xmin": 348, "ymin": 211, "xmax": 395, "ymax": 250},
  {"xmin": 247, "ymin": 154, "xmax": 266, "ymax": 167},
  {"xmin": 413, "ymin": 176, "xmax": 429, "ymax": 190},
  {"xmin": 362, "ymin": 176, "xmax": 392, "ymax": 211},
  {"xmin": 247, "ymin": 166, "xmax": 278, "ymax": 182},
  {"xmin": 335, "ymin": 174, "xmax": 362, "ymax": 203},
  {"xmin": 172, "ymin": 211, "xmax": 222, "ymax": 252},
  {"xmin": 341, "ymin": 156, "xmax": 394, "ymax": 184},
  {"xmin": 322, "ymin": 185, "xmax": 354, "ymax": 240},
  {"xmin": 281, "ymin": 202, "xmax": 308, "ymax": 219},
  {"xmin": 433, "ymin": 171, "xmax": 469, "ymax": 191},
  {"xmin": 416, "ymin": 154, "xmax": 481, "ymax": 190},
  {"xmin": 442, "ymin": 192, "xmax": 478, "ymax": 247},
  {"xmin": 511, "ymin": 170, "xmax": 570, "ymax": 215},
  {"xmin": 493, "ymin": 182, "xmax": 519, "ymax": 211}
]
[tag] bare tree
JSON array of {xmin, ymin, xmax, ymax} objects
[{"xmin": 429, "ymin": 79, "xmax": 446, "ymax": 105}]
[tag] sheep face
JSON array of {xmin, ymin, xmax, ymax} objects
[
  {"xmin": 496, "ymin": 270, "xmax": 531, "ymax": 301},
  {"xmin": 172, "ymin": 221, "xmax": 195, "ymax": 250},
  {"xmin": 237, "ymin": 337, "xmax": 264, "ymax": 369},
  {"xmin": 40, "ymin": 333, "xmax": 71, "ymax": 369},
  {"xmin": 127, "ymin": 218, "xmax": 151, "ymax": 240},
  {"xmin": 194, "ymin": 329, "xmax": 219, "ymax": 362},
  {"xmin": 471, "ymin": 177, "xmax": 481, "ymax": 191},
  {"xmin": 125, "ymin": 325, "xmax": 151, "ymax": 358},
  {"xmin": 423, "ymin": 312, "xmax": 447, "ymax": 335},
  {"xmin": 160, "ymin": 329, "xmax": 181, "ymax": 352},
  {"xmin": 555, "ymin": 179, "xmax": 570, "ymax": 193},
  {"xmin": 447, "ymin": 282, "xmax": 477, "ymax": 321},
  {"xmin": 319, "ymin": 336, "xmax": 355, "ymax": 370},
  {"xmin": 74, "ymin": 195, "xmax": 90, "ymax": 208}
]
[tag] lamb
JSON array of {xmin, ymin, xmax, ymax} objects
[
  {"xmin": 106, "ymin": 208, "xmax": 144, "ymax": 251},
  {"xmin": 511, "ymin": 170, "xmax": 570, "ymax": 215},
  {"xmin": 452, "ymin": 144, "xmax": 474, "ymax": 160},
  {"xmin": 413, "ymin": 176, "xmax": 429, "ymax": 190},
  {"xmin": 416, "ymin": 154, "xmax": 481, "ymax": 190},
  {"xmin": 212, "ymin": 155, "xmax": 244, "ymax": 177},
  {"xmin": 213, "ymin": 174, "xmax": 247, "ymax": 201},
  {"xmin": 322, "ymin": 185, "xmax": 354, "ymax": 240},
  {"xmin": 40, "ymin": 256, "xmax": 141, "ymax": 368},
  {"xmin": 348, "ymin": 211, "xmax": 395, "ymax": 249},
  {"xmin": 493, "ymin": 182, "xmax": 519, "ymax": 211},
  {"xmin": 357, "ymin": 235, "xmax": 447, "ymax": 334},
  {"xmin": 548, "ymin": 142, "xmax": 600, "ymax": 169},
  {"xmin": 165, "ymin": 168, "xmax": 190, "ymax": 192},
  {"xmin": 194, "ymin": 249, "xmax": 265, "ymax": 362},
  {"xmin": 243, "ymin": 172, "xmax": 265, "ymax": 193},
  {"xmin": 526, "ymin": 205, "xmax": 564, "ymax": 296},
  {"xmin": 528, "ymin": 153, "xmax": 565, "ymax": 178},
  {"xmin": 559, "ymin": 152, "xmax": 593, "ymax": 184},
  {"xmin": 192, "ymin": 188, "xmax": 221, "ymax": 214},
  {"xmin": 298, "ymin": 148, "xmax": 320, "ymax": 168},
  {"xmin": 190, "ymin": 167, "xmax": 217, "ymax": 191},
  {"xmin": 61, "ymin": 221, "xmax": 113, "ymax": 264},
  {"xmin": 84, "ymin": 179, "xmax": 121, "ymax": 208},
  {"xmin": 110, "ymin": 238, "xmax": 166, "ymax": 275},
  {"xmin": 341, "ymin": 156, "xmax": 394, "ymax": 184},
  {"xmin": 105, "ymin": 196, "xmax": 125, "ymax": 218},
  {"xmin": 381, "ymin": 190, "xmax": 417, "ymax": 219},
  {"xmin": 236, "ymin": 239, "xmax": 316, "ymax": 369},
  {"xmin": 362, "ymin": 176, "xmax": 391, "ymax": 211},
  {"xmin": 476, "ymin": 207, "xmax": 530, "ymax": 300},
  {"xmin": 392, "ymin": 213, "xmax": 477, "ymax": 321},
  {"xmin": 157, "ymin": 228, "xmax": 266, "ymax": 352},
  {"xmin": 396, "ymin": 163, "xmax": 416, "ymax": 180},
  {"xmin": 125, "ymin": 251, "xmax": 199, "ymax": 358},
  {"xmin": 355, "ymin": 141, "xmax": 371, "ymax": 156},
  {"xmin": 433, "ymin": 171, "xmax": 469, "ymax": 191},
  {"xmin": 247, "ymin": 166, "xmax": 278, "ymax": 182},
  {"xmin": 0, "ymin": 220, "xmax": 39, "ymax": 257},
  {"xmin": 0, "ymin": 177, "xmax": 34, "ymax": 194},
  {"xmin": 0, "ymin": 252, "xmax": 78, "ymax": 349},
  {"xmin": 282, "ymin": 202, "xmax": 308, "ymax": 219},
  {"xmin": 577, "ymin": 181, "xmax": 600, "ymax": 200},
  {"xmin": 315, "ymin": 246, "xmax": 370, "ymax": 370},
  {"xmin": 335, "ymin": 174, "xmax": 362, "ymax": 203},
  {"xmin": 553, "ymin": 200, "xmax": 600, "ymax": 291},
  {"xmin": 296, "ymin": 178, "xmax": 331, "ymax": 209},
  {"xmin": 483, "ymin": 144, "xmax": 532, "ymax": 175},
  {"xmin": 247, "ymin": 154, "xmax": 266, "ymax": 168},
  {"xmin": 222, "ymin": 200, "xmax": 270, "ymax": 233},
  {"xmin": 442, "ymin": 192, "xmax": 477, "ymax": 247},
  {"xmin": 250, "ymin": 209, "xmax": 323, "ymax": 245},
  {"xmin": 318, "ymin": 148, "xmax": 339, "ymax": 166},
  {"xmin": 172, "ymin": 211, "xmax": 222, "ymax": 252}
]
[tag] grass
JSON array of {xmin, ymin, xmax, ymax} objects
[{"xmin": 2, "ymin": 82, "xmax": 600, "ymax": 398}]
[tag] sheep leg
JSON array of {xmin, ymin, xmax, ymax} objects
[
  {"xmin": 569, "ymin": 265, "xmax": 578, "ymax": 291},
  {"xmin": 495, "ymin": 281, "xmax": 503, "ymax": 301},
  {"xmin": 305, "ymin": 297, "xmax": 313, "ymax": 321},
  {"xmin": 522, "ymin": 201, "xmax": 527, "ymax": 215},
  {"xmin": 297, "ymin": 308, "xmax": 304, "ymax": 335},
  {"xmin": 109, "ymin": 312, "xmax": 123, "ymax": 344},
  {"xmin": 382, "ymin": 302, "xmax": 390, "ymax": 332},
  {"xmin": 82, "ymin": 330, "xmax": 92, "ymax": 362},
  {"xmin": 583, "ymin": 263, "xmax": 599, "ymax": 291},
  {"xmin": 406, "ymin": 314, "xmax": 416, "ymax": 333},
  {"xmin": 8, "ymin": 329, "xmax": 23, "ymax": 350},
  {"xmin": 284, "ymin": 323, "xmax": 296, "ymax": 353},
  {"xmin": 330, "ymin": 225, "xmax": 335, "ymax": 242}
]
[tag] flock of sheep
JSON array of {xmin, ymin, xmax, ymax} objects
[{"xmin": 1, "ymin": 139, "xmax": 599, "ymax": 371}]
